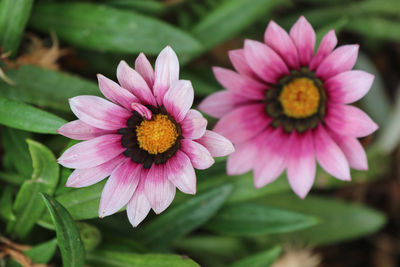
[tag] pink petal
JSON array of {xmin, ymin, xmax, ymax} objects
[
  {"xmin": 329, "ymin": 131, "xmax": 368, "ymax": 170},
  {"xmin": 325, "ymin": 104, "xmax": 378, "ymax": 137},
  {"xmin": 117, "ymin": 60, "xmax": 157, "ymax": 106},
  {"xmin": 58, "ymin": 134, "xmax": 124, "ymax": 169},
  {"xmin": 66, "ymin": 154, "xmax": 126, "ymax": 187},
  {"xmin": 289, "ymin": 16, "xmax": 316, "ymax": 66},
  {"xmin": 135, "ymin": 53, "xmax": 155, "ymax": 88},
  {"xmin": 313, "ymin": 125, "xmax": 350, "ymax": 181},
  {"xmin": 198, "ymin": 91, "xmax": 250, "ymax": 119},
  {"xmin": 166, "ymin": 150, "xmax": 196, "ymax": 194},
  {"xmin": 69, "ymin": 96, "xmax": 131, "ymax": 130},
  {"xmin": 196, "ymin": 130, "xmax": 235, "ymax": 157},
  {"xmin": 131, "ymin": 103, "xmax": 152, "ymax": 120},
  {"xmin": 264, "ymin": 20, "xmax": 299, "ymax": 69},
  {"xmin": 126, "ymin": 177, "xmax": 151, "ymax": 227},
  {"xmin": 97, "ymin": 74, "xmax": 138, "ymax": 110},
  {"xmin": 181, "ymin": 139, "xmax": 214, "ymax": 170},
  {"xmin": 213, "ymin": 103, "xmax": 271, "ymax": 143},
  {"xmin": 57, "ymin": 120, "xmax": 112, "ymax": 140},
  {"xmin": 310, "ymin": 30, "xmax": 337, "ymax": 70},
  {"xmin": 316, "ymin": 44, "xmax": 359, "ymax": 80},
  {"xmin": 163, "ymin": 80, "xmax": 194, "ymax": 122},
  {"xmin": 145, "ymin": 164, "xmax": 176, "ymax": 214},
  {"xmin": 213, "ymin": 67, "xmax": 266, "ymax": 100},
  {"xmin": 181, "ymin": 109, "xmax": 207, "ymax": 140},
  {"xmin": 153, "ymin": 46, "xmax": 180, "ymax": 105},
  {"xmin": 99, "ymin": 160, "xmax": 141, "ymax": 217},
  {"xmin": 325, "ymin": 70, "xmax": 374, "ymax": 104},
  {"xmin": 244, "ymin": 39, "xmax": 289, "ymax": 83},
  {"xmin": 227, "ymin": 139, "xmax": 259, "ymax": 175},
  {"xmin": 254, "ymin": 128, "xmax": 290, "ymax": 188},
  {"xmin": 228, "ymin": 49, "xmax": 258, "ymax": 79},
  {"xmin": 286, "ymin": 131, "xmax": 316, "ymax": 199}
]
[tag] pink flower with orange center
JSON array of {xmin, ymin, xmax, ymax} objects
[
  {"xmin": 57, "ymin": 46, "xmax": 234, "ymax": 227},
  {"xmin": 199, "ymin": 17, "xmax": 378, "ymax": 198}
]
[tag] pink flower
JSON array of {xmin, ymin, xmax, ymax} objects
[
  {"xmin": 199, "ymin": 17, "xmax": 378, "ymax": 198},
  {"xmin": 57, "ymin": 46, "xmax": 234, "ymax": 227}
]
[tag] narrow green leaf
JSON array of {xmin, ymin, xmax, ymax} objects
[
  {"xmin": 192, "ymin": 0, "xmax": 289, "ymax": 49},
  {"xmin": 86, "ymin": 250, "xmax": 199, "ymax": 267},
  {"xmin": 0, "ymin": 97, "xmax": 66, "ymax": 134},
  {"xmin": 0, "ymin": 65, "xmax": 100, "ymax": 112},
  {"xmin": 135, "ymin": 183, "xmax": 234, "ymax": 250},
  {"xmin": 346, "ymin": 16, "xmax": 400, "ymax": 42},
  {"xmin": 0, "ymin": 186, "xmax": 16, "ymax": 222},
  {"xmin": 232, "ymin": 246, "xmax": 282, "ymax": 267},
  {"xmin": 24, "ymin": 239, "xmax": 58, "ymax": 264},
  {"xmin": 259, "ymin": 193, "xmax": 386, "ymax": 245},
  {"xmin": 0, "ymin": 172, "xmax": 25, "ymax": 186},
  {"xmin": 29, "ymin": 2, "xmax": 202, "ymax": 55},
  {"xmin": 315, "ymin": 17, "xmax": 348, "ymax": 45},
  {"xmin": 0, "ymin": 0, "xmax": 34, "ymax": 56},
  {"xmin": 102, "ymin": 0, "xmax": 165, "ymax": 15},
  {"xmin": 41, "ymin": 194, "xmax": 85, "ymax": 267},
  {"xmin": 205, "ymin": 202, "xmax": 319, "ymax": 237},
  {"xmin": 7, "ymin": 140, "xmax": 59, "ymax": 238}
]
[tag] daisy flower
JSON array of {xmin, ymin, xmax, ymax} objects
[
  {"xmin": 57, "ymin": 46, "xmax": 234, "ymax": 227},
  {"xmin": 199, "ymin": 16, "xmax": 378, "ymax": 198}
]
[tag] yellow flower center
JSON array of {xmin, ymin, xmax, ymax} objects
[
  {"xmin": 279, "ymin": 77, "xmax": 320, "ymax": 119},
  {"xmin": 136, "ymin": 114, "xmax": 178, "ymax": 155}
]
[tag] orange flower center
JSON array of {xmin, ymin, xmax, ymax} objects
[
  {"xmin": 136, "ymin": 114, "xmax": 178, "ymax": 155},
  {"xmin": 279, "ymin": 77, "xmax": 320, "ymax": 119}
]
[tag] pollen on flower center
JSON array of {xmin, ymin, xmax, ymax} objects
[
  {"xmin": 279, "ymin": 77, "xmax": 320, "ymax": 119},
  {"xmin": 136, "ymin": 114, "xmax": 178, "ymax": 155}
]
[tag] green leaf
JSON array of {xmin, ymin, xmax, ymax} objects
[
  {"xmin": 0, "ymin": 172, "xmax": 25, "ymax": 186},
  {"xmin": 76, "ymin": 222, "xmax": 102, "ymax": 252},
  {"xmin": 232, "ymin": 246, "xmax": 282, "ymax": 267},
  {"xmin": 0, "ymin": 97, "xmax": 66, "ymax": 134},
  {"xmin": 102, "ymin": 0, "xmax": 165, "ymax": 15},
  {"xmin": 29, "ymin": 2, "xmax": 202, "ymax": 56},
  {"xmin": 24, "ymin": 239, "xmax": 58, "ymax": 264},
  {"xmin": 135, "ymin": 183, "xmax": 234, "ymax": 250},
  {"xmin": 0, "ymin": 65, "xmax": 100, "ymax": 112},
  {"xmin": 1, "ymin": 127, "xmax": 32, "ymax": 177},
  {"xmin": 86, "ymin": 250, "xmax": 199, "ymax": 267},
  {"xmin": 7, "ymin": 140, "xmax": 59, "ymax": 238},
  {"xmin": 259, "ymin": 193, "xmax": 387, "ymax": 245},
  {"xmin": 205, "ymin": 202, "xmax": 319, "ymax": 237},
  {"xmin": 315, "ymin": 17, "xmax": 348, "ymax": 45},
  {"xmin": 346, "ymin": 16, "xmax": 400, "ymax": 42},
  {"xmin": 0, "ymin": 186, "xmax": 16, "ymax": 222},
  {"xmin": 0, "ymin": 0, "xmax": 34, "ymax": 56},
  {"xmin": 192, "ymin": 0, "xmax": 289, "ymax": 49},
  {"xmin": 41, "ymin": 194, "xmax": 85, "ymax": 267}
]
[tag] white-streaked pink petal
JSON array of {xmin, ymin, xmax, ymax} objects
[
  {"xmin": 181, "ymin": 139, "xmax": 214, "ymax": 170},
  {"xmin": 66, "ymin": 154, "xmax": 126, "ymax": 188},
  {"xmin": 213, "ymin": 103, "xmax": 271, "ymax": 143},
  {"xmin": 57, "ymin": 120, "xmax": 112, "ymax": 140},
  {"xmin": 289, "ymin": 16, "xmax": 316, "ymax": 66},
  {"xmin": 166, "ymin": 150, "xmax": 196, "ymax": 194},
  {"xmin": 153, "ymin": 46, "xmax": 180, "ymax": 105},
  {"xmin": 131, "ymin": 103, "xmax": 152, "ymax": 120},
  {"xmin": 310, "ymin": 30, "xmax": 337, "ymax": 70},
  {"xmin": 325, "ymin": 104, "xmax": 378, "ymax": 137},
  {"xmin": 228, "ymin": 49, "xmax": 258, "ymax": 78},
  {"xmin": 198, "ymin": 91, "xmax": 250, "ymax": 119},
  {"xmin": 99, "ymin": 160, "xmax": 141, "ymax": 217},
  {"xmin": 69, "ymin": 96, "xmax": 131, "ymax": 130},
  {"xmin": 97, "ymin": 74, "xmax": 138, "ymax": 110},
  {"xmin": 163, "ymin": 80, "xmax": 194, "ymax": 122},
  {"xmin": 58, "ymin": 134, "xmax": 124, "ymax": 169},
  {"xmin": 196, "ymin": 130, "xmax": 235, "ymax": 157},
  {"xmin": 127, "ymin": 177, "xmax": 151, "ymax": 227},
  {"xmin": 181, "ymin": 109, "xmax": 207, "ymax": 140},
  {"xmin": 264, "ymin": 20, "xmax": 299, "ymax": 69},
  {"xmin": 135, "ymin": 53, "xmax": 155, "ymax": 88},
  {"xmin": 227, "ymin": 138, "xmax": 259, "ymax": 175},
  {"xmin": 325, "ymin": 70, "xmax": 374, "ymax": 104},
  {"xmin": 117, "ymin": 60, "xmax": 157, "ymax": 106},
  {"xmin": 313, "ymin": 125, "xmax": 350, "ymax": 181},
  {"xmin": 316, "ymin": 45, "xmax": 359, "ymax": 80},
  {"xmin": 145, "ymin": 164, "xmax": 176, "ymax": 214},
  {"xmin": 212, "ymin": 67, "xmax": 266, "ymax": 100},
  {"xmin": 244, "ymin": 40, "xmax": 289, "ymax": 83}
]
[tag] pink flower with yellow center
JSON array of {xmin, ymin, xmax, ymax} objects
[
  {"xmin": 199, "ymin": 16, "xmax": 378, "ymax": 198},
  {"xmin": 57, "ymin": 46, "xmax": 234, "ymax": 227}
]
